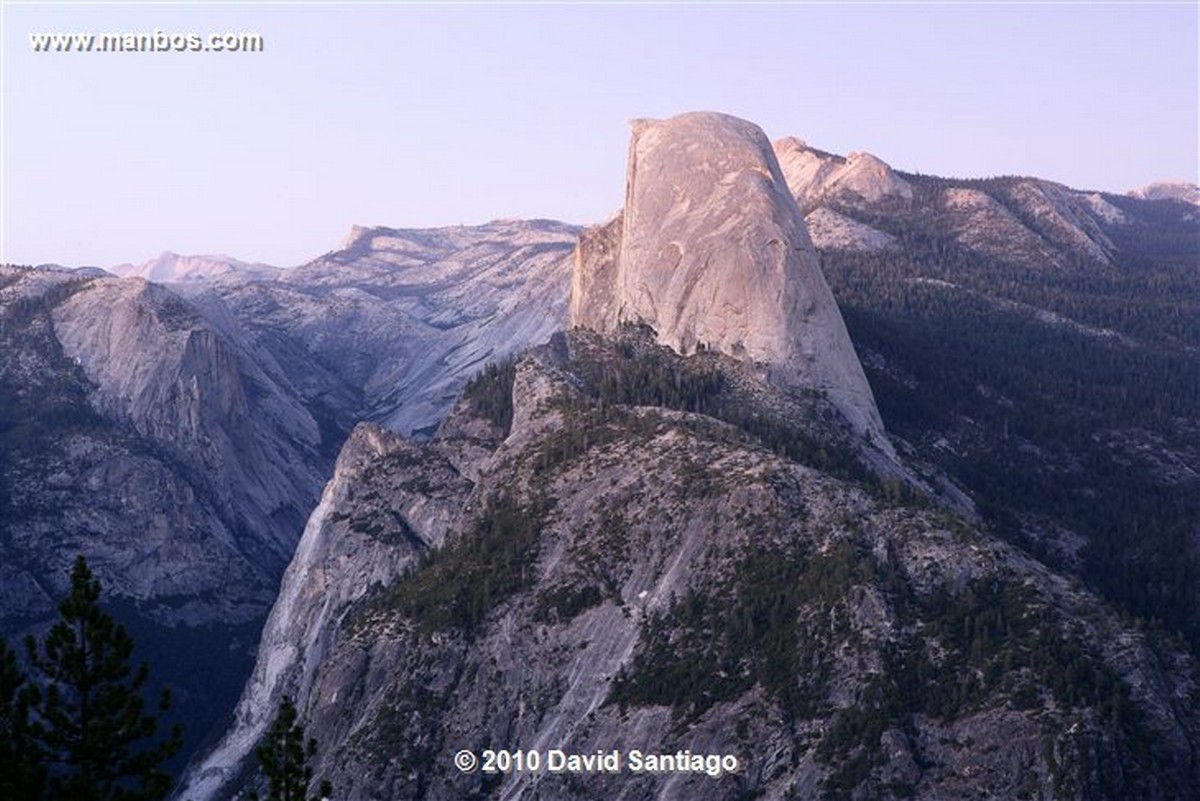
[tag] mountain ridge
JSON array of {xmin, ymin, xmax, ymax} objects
[
  {"xmin": 4, "ymin": 111, "xmax": 1196, "ymax": 800},
  {"xmin": 173, "ymin": 112, "xmax": 1198, "ymax": 800}
]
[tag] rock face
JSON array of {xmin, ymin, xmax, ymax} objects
[
  {"xmin": 176, "ymin": 422, "xmax": 474, "ymax": 801},
  {"xmin": 108, "ymin": 252, "xmax": 281, "ymax": 283},
  {"xmin": 0, "ymin": 270, "xmax": 326, "ymax": 627},
  {"xmin": 570, "ymin": 112, "xmax": 886, "ymax": 441},
  {"xmin": 0, "ymin": 268, "xmax": 333, "ymax": 770},
  {"xmin": 182, "ymin": 330, "xmax": 1200, "ymax": 801},
  {"xmin": 1, "ymin": 221, "xmax": 577, "ymax": 774},
  {"xmin": 1129, "ymin": 180, "xmax": 1200, "ymax": 206},
  {"xmin": 181, "ymin": 219, "xmax": 579, "ymax": 436},
  {"xmin": 51, "ymin": 279, "xmax": 324, "ymax": 568},
  {"xmin": 804, "ymin": 207, "xmax": 897, "ymax": 253},
  {"xmin": 773, "ymin": 138, "xmax": 913, "ymax": 213},
  {"xmin": 771, "ymin": 138, "xmax": 1126, "ymax": 269}
]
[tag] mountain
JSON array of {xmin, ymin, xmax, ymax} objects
[
  {"xmin": 776, "ymin": 145, "xmax": 1200, "ymax": 656},
  {"xmin": 0, "ymin": 269, "xmax": 328, "ymax": 626},
  {"xmin": 109, "ymin": 252, "xmax": 282, "ymax": 283},
  {"xmin": 185, "ymin": 331, "xmax": 1198, "ymax": 800},
  {"xmin": 6, "ymin": 112, "xmax": 1196, "ymax": 799},
  {"xmin": 774, "ymin": 138, "xmax": 913, "ymax": 214},
  {"xmin": 571, "ymin": 113, "xmax": 887, "ymax": 446},
  {"xmin": 0, "ymin": 267, "xmax": 331, "ymax": 761},
  {"xmin": 178, "ymin": 114, "xmax": 1198, "ymax": 800},
  {"xmin": 177, "ymin": 218, "xmax": 579, "ymax": 435},
  {"xmin": 0, "ymin": 220, "xmax": 579, "ymax": 767},
  {"xmin": 1129, "ymin": 181, "xmax": 1200, "ymax": 206}
]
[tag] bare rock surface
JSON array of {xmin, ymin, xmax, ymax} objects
[
  {"xmin": 773, "ymin": 137, "xmax": 912, "ymax": 213},
  {"xmin": 1129, "ymin": 180, "xmax": 1200, "ymax": 206},
  {"xmin": 180, "ymin": 333, "xmax": 1199, "ymax": 801},
  {"xmin": 180, "ymin": 219, "xmax": 579, "ymax": 436},
  {"xmin": 177, "ymin": 422, "xmax": 473, "ymax": 801},
  {"xmin": 571, "ymin": 112, "xmax": 886, "ymax": 442},
  {"xmin": 804, "ymin": 207, "xmax": 897, "ymax": 252},
  {"xmin": 109, "ymin": 252, "xmax": 281, "ymax": 283}
]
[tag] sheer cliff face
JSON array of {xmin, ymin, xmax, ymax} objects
[
  {"xmin": 570, "ymin": 112, "xmax": 885, "ymax": 441},
  {"xmin": 176, "ymin": 422, "xmax": 474, "ymax": 801}
]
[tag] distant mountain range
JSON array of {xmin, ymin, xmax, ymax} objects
[
  {"xmin": 1129, "ymin": 180, "xmax": 1200, "ymax": 206},
  {"xmin": 107, "ymin": 252, "xmax": 281, "ymax": 284},
  {"xmin": 2, "ymin": 113, "xmax": 1196, "ymax": 800}
]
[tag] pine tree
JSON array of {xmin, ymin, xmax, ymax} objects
[
  {"xmin": 1, "ymin": 635, "xmax": 44, "ymax": 800},
  {"xmin": 251, "ymin": 695, "xmax": 332, "ymax": 801},
  {"xmin": 22, "ymin": 555, "xmax": 182, "ymax": 801}
]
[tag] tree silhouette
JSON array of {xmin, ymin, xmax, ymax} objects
[
  {"xmin": 22, "ymin": 555, "xmax": 182, "ymax": 801},
  {"xmin": 251, "ymin": 695, "xmax": 332, "ymax": 801},
  {"xmin": 1, "ymin": 635, "xmax": 44, "ymax": 800}
]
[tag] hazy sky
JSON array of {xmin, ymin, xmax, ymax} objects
[{"xmin": 3, "ymin": 2, "xmax": 1197, "ymax": 268}]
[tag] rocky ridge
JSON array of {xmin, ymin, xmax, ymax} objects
[
  {"xmin": 183, "ymin": 329, "xmax": 1198, "ymax": 800},
  {"xmin": 1, "ymin": 219, "xmax": 580, "ymax": 770},
  {"xmin": 6, "ymin": 113, "xmax": 1196, "ymax": 800},
  {"xmin": 773, "ymin": 137, "xmax": 913, "ymax": 213},
  {"xmin": 0, "ymin": 269, "xmax": 325, "ymax": 627},
  {"xmin": 179, "ymin": 218, "xmax": 580, "ymax": 435},
  {"xmin": 109, "ymin": 252, "xmax": 281, "ymax": 284},
  {"xmin": 179, "ymin": 114, "xmax": 1198, "ymax": 800},
  {"xmin": 771, "ymin": 138, "xmax": 1132, "ymax": 269},
  {"xmin": 1129, "ymin": 180, "xmax": 1200, "ymax": 206}
]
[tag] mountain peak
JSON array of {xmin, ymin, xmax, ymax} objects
[
  {"xmin": 108, "ymin": 252, "xmax": 279, "ymax": 284},
  {"xmin": 1129, "ymin": 180, "xmax": 1200, "ymax": 206},
  {"xmin": 773, "ymin": 138, "xmax": 911, "ymax": 212},
  {"xmin": 570, "ymin": 111, "xmax": 886, "ymax": 441}
]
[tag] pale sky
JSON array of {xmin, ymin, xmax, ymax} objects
[{"xmin": 2, "ymin": 2, "xmax": 1197, "ymax": 268}]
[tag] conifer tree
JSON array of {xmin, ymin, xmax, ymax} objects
[
  {"xmin": 1, "ymin": 635, "xmax": 44, "ymax": 800},
  {"xmin": 22, "ymin": 555, "xmax": 182, "ymax": 801},
  {"xmin": 251, "ymin": 695, "xmax": 332, "ymax": 801}
]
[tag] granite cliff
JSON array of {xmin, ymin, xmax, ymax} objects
[
  {"xmin": 178, "ymin": 114, "xmax": 1198, "ymax": 800},
  {"xmin": 184, "ymin": 328, "xmax": 1198, "ymax": 800},
  {"xmin": 571, "ymin": 113, "xmax": 885, "ymax": 444}
]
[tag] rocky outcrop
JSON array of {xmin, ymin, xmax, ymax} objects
[
  {"xmin": 1129, "ymin": 180, "xmax": 1200, "ymax": 206},
  {"xmin": 181, "ymin": 219, "xmax": 580, "ymax": 436},
  {"xmin": 50, "ymin": 278, "xmax": 325, "ymax": 567},
  {"xmin": 773, "ymin": 138, "xmax": 913, "ymax": 213},
  {"xmin": 1, "ymin": 270, "xmax": 327, "ymax": 625},
  {"xmin": 176, "ymin": 422, "xmax": 473, "ymax": 801},
  {"xmin": 0, "ymin": 267, "xmax": 337, "ymax": 773},
  {"xmin": 771, "ymin": 138, "xmax": 1128, "ymax": 271},
  {"xmin": 804, "ymin": 207, "xmax": 897, "ymax": 252},
  {"xmin": 184, "ymin": 332, "xmax": 1199, "ymax": 800},
  {"xmin": 108, "ymin": 252, "xmax": 281, "ymax": 283},
  {"xmin": 570, "ymin": 112, "xmax": 886, "ymax": 442}
]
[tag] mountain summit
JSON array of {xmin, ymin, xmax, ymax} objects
[{"xmin": 570, "ymin": 111, "xmax": 886, "ymax": 442}]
